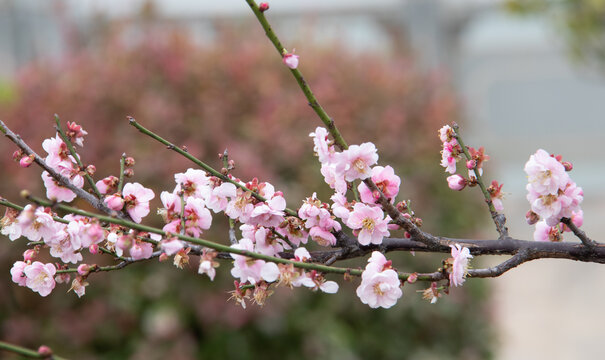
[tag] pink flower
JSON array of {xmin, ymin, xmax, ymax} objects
[
  {"xmin": 183, "ymin": 197, "xmax": 212, "ymax": 237},
  {"xmin": 174, "ymin": 169, "xmax": 209, "ymax": 199},
  {"xmin": 66, "ymin": 121, "xmax": 88, "ymax": 147},
  {"xmin": 105, "ymin": 193, "xmax": 125, "ymax": 211},
  {"xmin": 449, "ymin": 244, "xmax": 472, "ymax": 287},
  {"xmin": 438, "ymin": 125, "xmax": 455, "ymax": 143},
  {"xmin": 95, "ymin": 176, "xmax": 119, "ymax": 195},
  {"xmin": 320, "ymin": 162, "xmax": 348, "ymax": 194},
  {"xmin": 129, "ymin": 240, "xmax": 154, "ymax": 260},
  {"xmin": 525, "ymin": 149, "xmax": 569, "ymax": 195},
  {"xmin": 69, "ymin": 277, "xmax": 89, "ymax": 298},
  {"xmin": 330, "ymin": 192, "xmax": 351, "ymax": 222},
  {"xmin": 356, "ymin": 252, "xmax": 402, "ymax": 309},
  {"xmin": 309, "ymin": 127, "xmax": 335, "ymax": 164},
  {"xmin": 358, "ymin": 165, "xmax": 401, "ymax": 204},
  {"xmin": 282, "ymin": 52, "xmax": 299, "ymax": 69},
  {"xmin": 533, "ymin": 220, "xmax": 561, "ymax": 242},
  {"xmin": 347, "ymin": 203, "xmax": 390, "ymax": 246},
  {"xmin": 42, "ymin": 135, "xmax": 70, "ymax": 169},
  {"xmin": 230, "ymin": 238, "xmax": 265, "ymax": 284},
  {"xmin": 159, "ymin": 191, "xmax": 181, "ymax": 221},
  {"xmin": 41, "ymin": 170, "xmax": 84, "ymax": 203},
  {"xmin": 248, "ymin": 195, "xmax": 286, "ymax": 228},
  {"xmin": 225, "ymin": 188, "xmax": 255, "ymax": 223},
  {"xmin": 24, "ymin": 261, "xmax": 57, "ymax": 297},
  {"xmin": 122, "ymin": 182, "xmax": 155, "ymax": 223},
  {"xmin": 10, "ymin": 261, "xmax": 28, "ymax": 287},
  {"xmin": 198, "ymin": 249, "xmax": 219, "ymax": 281},
  {"xmin": 294, "ymin": 247, "xmax": 311, "ymax": 262},
  {"xmin": 446, "ymin": 174, "xmax": 466, "ymax": 191},
  {"xmin": 160, "ymin": 238, "xmax": 185, "ymax": 255},
  {"xmin": 205, "ymin": 182, "xmax": 237, "ymax": 213},
  {"xmin": 341, "ymin": 143, "xmax": 378, "ymax": 181}
]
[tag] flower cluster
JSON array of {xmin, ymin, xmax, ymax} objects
[
  {"xmin": 356, "ymin": 252, "xmax": 403, "ymax": 309},
  {"xmin": 525, "ymin": 149, "xmax": 583, "ymax": 239}
]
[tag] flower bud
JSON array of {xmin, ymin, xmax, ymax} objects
[
  {"xmin": 282, "ymin": 53, "xmax": 299, "ymax": 69},
  {"xmin": 123, "ymin": 168, "xmax": 134, "ymax": 177},
  {"xmin": 407, "ymin": 273, "xmax": 418, "ymax": 284},
  {"xmin": 525, "ymin": 210, "xmax": 540, "ymax": 225},
  {"xmin": 12, "ymin": 149, "xmax": 23, "ymax": 161},
  {"xmin": 77, "ymin": 264, "xmax": 90, "ymax": 276},
  {"xmin": 23, "ymin": 249, "xmax": 36, "ymax": 262},
  {"xmin": 466, "ymin": 160, "xmax": 476, "ymax": 170},
  {"xmin": 19, "ymin": 154, "xmax": 35, "ymax": 168},
  {"xmin": 38, "ymin": 345, "xmax": 53, "ymax": 358},
  {"xmin": 124, "ymin": 156, "xmax": 136, "ymax": 167},
  {"xmin": 446, "ymin": 174, "xmax": 466, "ymax": 191},
  {"xmin": 259, "ymin": 2, "xmax": 269, "ymax": 12},
  {"xmin": 89, "ymin": 244, "xmax": 99, "ymax": 254},
  {"xmin": 86, "ymin": 164, "xmax": 96, "ymax": 176},
  {"xmin": 105, "ymin": 194, "xmax": 125, "ymax": 211},
  {"xmin": 116, "ymin": 235, "xmax": 132, "ymax": 251},
  {"xmin": 562, "ymin": 161, "xmax": 573, "ymax": 172}
]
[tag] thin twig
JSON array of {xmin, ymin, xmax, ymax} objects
[
  {"xmin": 128, "ymin": 117, "xmax": 298, "ymax": 217},
  {"xmin": 0, "ymin": 340, "xmax": 68, "ymax": 360},
  {"xmin": 453, "ymin": 123, "xmax": 509, "ymax": 238},
  {"xmin": 561, "ymin": 217, "xmax": 598, "ymax": 249},
  {"xmin": 53, "ymin": 114, "xmax": 102, "ymax": 198}
]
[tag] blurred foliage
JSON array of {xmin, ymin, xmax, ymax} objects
[
  {"xmin": 0, "ymin": 16, "xmax": 493, "ymax": 360},
  {"xmin": 505, "ymin": 0, "xmax": 605, "ymax": 67}
]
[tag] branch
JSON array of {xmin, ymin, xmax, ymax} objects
[
  {"xmin": 0, "ymin": 341, "xmax": 67, "ymax": 360},
  {"xmin": 561, "ymin": 217, "xmax": 598, "ymax": 249},
  {"xmin": 453, "ymin": 123, "xmax": 509, "ymax": 238},
  {"xmin": 128, "ymin": 117, "xmax": 298, "ymax": 217},
  {"xmin": 0, "ymin": 120, "xmax": 129, "ymax": 220}
]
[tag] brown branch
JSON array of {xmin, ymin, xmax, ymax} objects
[
  {"xmin": 0, "ymin": 120, "xmax": 130, "ymax": 220},
  {"xmin": 561, "ymin": 217, "xmax": 598, "ymax": 249}
]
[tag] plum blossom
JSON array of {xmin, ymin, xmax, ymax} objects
[
  {"xmin": 525, "ymin": 149, "xmax": 569, "ymax": 196},
  {"xmin": 205, "ymin": 182, "xmax": 237, "ymax": 213},
  {"xmin": 282, "ymin": 52, "xmax": 299, "ymax": 69},
  {"xmin": 309, "ymin": 127, "xmax": 335, "ymax": 164},
  {"xmin": 174, "ymin": 169, "xmax": 209, "ymax": 199},
  {"xmin": 198, "ymin": 249, "xmax": 219, "ymax": 281},
  {"xmin": 230, "ymin": 238, "xmax": 266, "ymax": 284},
  {"xmin": 358, "ymin": 165, "xmax": 401, "ymax": 204},
  {"xmin": 182, "ymin": 197, "xmax": 212, "ymax": 237},
  {"xmin": 330, "ymin": 192, "xmax": 351, "ymax": 222},
  {"xmin": 446, "ymin": 174, "xmax": 466, "ymax": 191},
  {"xmin": 41, "ymin": 169, "xmax": 84, "ymax": 203},
  {"xmin": 95, "ymin": 176, "xmax": 119, "ymax": 195},
  {"xmin": 69, "ymin": 277, "xmax": 89, "ymax": 298},
  {"xmin": 449, "ymin": 244, "xmax": 472, "ymax": 287},
  {"xmin": 248, "ymin": 194, "xmax": 286, "ymax": 228},
  {"xmin": 42, "ymin": 135, "xmax": 70, "ymax": 169},
  {"xmin": 130, "ymin": 240, "xmax": 154, "ymax": 260},
  {"xmin": 347, "ymin": 203, "xmax": 390, "ymax": 246},
  {"xmin": 533, "ymin": 220, "xmax": 561, "ymax": 242},
  {"xmin": 160, "ymin": 238, "xmax": 185, "ymax": 256},
  {"xmin": 65, "ymin": 121, "xmax": 88, "ymax": 147},
  {"xmin": 122, "ymin": 182, "xmax": 155, "ymax": 223},
  {"xmin": 341, "ymin": 143, "xmax": 378, "ymax": 181},
  {"xmin": 10, "ymin": 261, "xmax": 28, "ymax": 287},
  {"xmin": 24, "ymin": 261, "xmax": 57, "ymax": 297},
  {"xmin": 356, "ymin": 251, "xmax": 402, "ymax": 309}
]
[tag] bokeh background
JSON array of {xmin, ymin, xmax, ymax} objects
[{"xmin": 0, "ymin": 0, "xmax": 604, "ymax": 359}]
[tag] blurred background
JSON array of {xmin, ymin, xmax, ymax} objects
[{"xmin": 0, "ymin": 0, "xmax": 604, "ymax": 359}]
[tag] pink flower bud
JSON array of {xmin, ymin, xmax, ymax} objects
[
  {"xmin": 12, "ymin": 150, "xmax": 23, "ymax": 161},
  {"xmin": 23, "ymin": 249, "xmax": 36, "ymax": 262},
  {"xmin": 446, "ymin": 174, "xmax": 466, "ymax": 191},
  {"xmin": 407, "ymin": 273, "xmax": 418, "ymax": 283},
  {"xmin": 282, "ymin": 53, "xmax": 299, "ymax": 69},
  {"xmin": 123, "ymin": 168, "xmax": 134, "ymax": 177},
  {"xmin": 77, "ymin": 264, "xmax": 90, "ymax": 276},
  {"xmin": 105, "ymin": 194, "xmax": 125, "ymax": 211},
  {"xmin": 89, "ymin": 244, "xmax": 99, "ymax": 254},
  {"xmin": 562, "ymin": 161, "xmax": 573, "ymax": 172},
  {"xmin": 19, "ymin": 155, "xmax": 35, "ymax": 168},
  {"xmin": 86, "ymin": 164, "xmax": 96, "ymax": 176},
  {"xmin": 38, "ymin": 345, "xmax": 53, "ymax": 357},
  {"xmin": 159, "ymin": 253, "xmax": 169, "ymax": 262},
  {"xmin": 466, "ymin": 160, "xmax": 476, "ymax": 170},
  {"xmin": 124, "ymin": 156, "xmax": 136, "ymax": 167},
  {"xmin": 259, "ymin": 2, "xmax": 269, "ymax": 12},
  {"xmin": 525, "ymin": 210, "xmax": 540, "ymax": 225}
]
